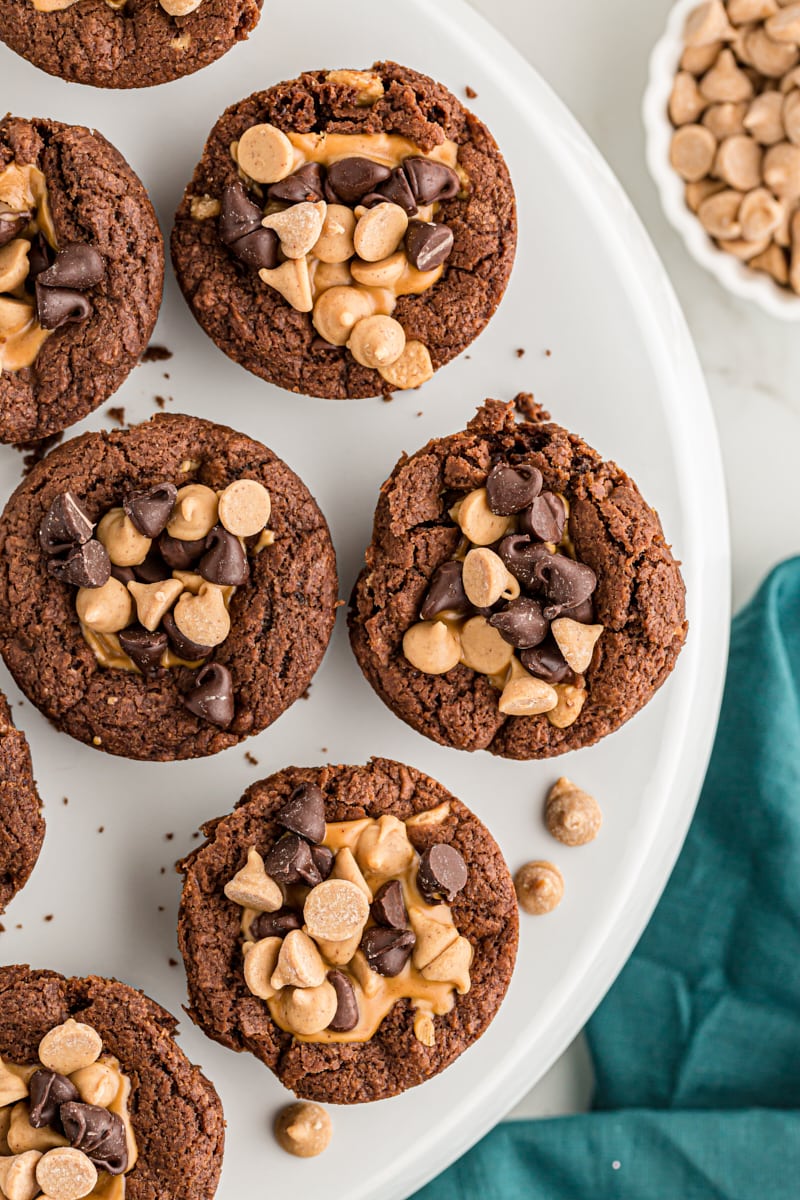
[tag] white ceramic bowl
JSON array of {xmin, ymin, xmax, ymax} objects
[{"xmin": 643, "ymin": 0, "xmax": 800, "ymax": 320}]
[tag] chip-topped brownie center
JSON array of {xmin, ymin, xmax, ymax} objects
[{"xmin": 223, "ymin": 783, "xmax": 473, "ymax": 1045}]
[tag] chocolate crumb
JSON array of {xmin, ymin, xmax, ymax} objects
[
  {"xmin": 168, "ymin": 958, "xmax": 178, "ymax": 967},
  {"xmin": 44, "ymin": 914, "xmax": 53, "ymax": 922},
  {"xmin": 516, "ymin": 348, "xmax": 525, "ymax": 358},
  {"xmin": 141, "ymin": 344, "xmax": 172, "ymax": 363},
  {"xmin": 0, "ymin": 923, "xmax": 5, "ymax": 933},
  {"xmin": 192, "ymin": 832, "xmax": 200, "ymax": 840},
  {"xmin": 158, "ymin": 906, "xmax": 165, "ymax": 912},
  {"xmin": 106, "ymin": 406, "xmax": 126, "ymax": 427},
  {"xmin": 320, "ymin": 747, "xmax": 328, "ymax": 753},
  {"xmin": 165, "ymin": 833, "xmax": 174, "ymax": 841},
  {"xmin": 154, "ymin": 396, "xmax": 166, "ymax": 410},
  {"xmin": 160, "ymin": 867, "xmax": 166, "ymax": 875},
  {"xmin": 63, "ymin": 797, "xmax": 69, "ymax": 806},
  {"xmin": 245, "ymin": 752, "xmax": 259, "ymax": 765},
  {"xmin": 15, "ymin": 924, "xmax": 22, "ymax": 930},
  {"xmin": 465, "ymin": 85, "xmax": 478, "ymax": 98},
  {"xmin": 98, "ymin": 826, "xmax": 105, "ymax": 834},
  {"xmin": 545, "ymin": 349, "xmax": 552, "ymax": 357}
]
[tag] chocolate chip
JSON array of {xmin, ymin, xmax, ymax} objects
[
  {"xmin": 276, "ymin": 782, "xmax": 326, "ymax": 844},
  {"xmin": 29, "ymin": 1069, "xmax": 78, "ymax": 1129},
  {"xmin": 264, "ymin": 833, "xmax": 322, "ymax": 887},
  {"xmin": 218, "ymin": 182, "xmax": 264, "ymax": 245},
  {"xmin": 268, "ymin": 163, "xmax": 326, "ymax": 204},
  {"xmin": 60, "ymin": 1102, "xmax": 128, "ymax": 1175},
  {"xmin": 162, "ymin": 611, "xmax": 214, "ymax": 661},
  {"xmin": 520, "ymin": 492, "xmax": 566, "ymax": 543},
  {"xmin": 0, "ymin": 213, "xmax": 28, "ymax": 248},
  {"xmin": 371, "ymin": 880, "xmax": 408, "ymax": 929},
  {"xmin": 489, "ymin": 596, "xmax": 548, "ymax": 649},
  {"xmin": 326, "ymin": 157, "xmax": 391, "ymax": 203},
  {"xmin": 26, "ymin": 232, "xmax": 53, "ymax": 283},
  {"xmin": 198, "ymin": 525, "xmax": 250, "ymax": 587},
  {"xmin": 360, "ymin": 927, "xmax": 416, "ymax": 977},
  {"xmin": 403, "ymin": 158, "xmax": 460, "ymax": 204},
  {"xmin": 37, "ymin": 243, "xmax": 105, "ymax": 291},
  {"xmin": 39, "ymin": 492, "xmax": 93, "ymax": 555},
  {"xmin": 118, "ymin": 627, "xmax": 167, "ymax": 676},
  {"xmin": 520, "ymin": 638, "xmax": 576, "ymax": 685},
  {"xmin": 123, "ymin": 482, "xmax": 177, "ymax": 538},
  {"xmin": 372, "ymin": 166, "xmax": 419, "ymax": 215},
  {"xmin": 531, "ymin": 552, "xmax": 597, "ymax": 619},
  {"xmin": 420, "ymin": 560, "xmax": 471, "ymax": 620},
  {"xmin": 35, "ymin": 282, "xmax": 92, "ymax": 330},
  {"xmin": 311, "ymin": 844, "xmax": 334, "ymax": 880},
  {"xmin": 417, "ymin": 844, "xmax": 468, "ymax": 904},
  {"xmin": 498, "ymin": 535, "xmax": 552, "ymax": 589},
  {"xmin": 250, "ymin": 907, "xmax": 303, "ymax": 939},
  {"xmin": 560, "ymin": 596, "xmax": 596, "ymax": 624},
  {"xmin": 111, "ymin": 564, "xmax": 136, "ymax": 586},
  {"xmin": 183, "ymin": 662, "xmax": 234, "ymax": 727},
  {"xmin": 486, "ymin": 463, "xmax": 543, "ymax": 515},
  {"xmin": 327, "ymin": 970, "xmax": 359, "ymax": 1032},
  {"xmin": 48, "ymin": 539, "xmax": 111, "ymax": 589},
  {"xmin": 158, "ymin": 530, "xmax": 206, "ymax": 570},
  {"xmin": 404, "ymin": 222, "xmax": 454, "ymax": 271},
  {"xmin": 231, "ymin": 227, "xmax": 280, "ymax": 271},
  {"xmin": 132, "ymin": 551, "xmax": 172, "ymax": 584}
]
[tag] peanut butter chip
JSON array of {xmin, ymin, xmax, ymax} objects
[
  {"xmin": 684, "ymin": 0, "xmax": 734, "ymax": 45},
  {"xmin": 515, "ymin": 861, "xmax": 564, "ymax": 915},
  {"xmin": 698, "ymin": 188, "xmax": 744, "ymax": 237},
  {"xmin": 409, "ymin": 905, "xmax": 459, "ymax": 969},
  {"xmin": 459, "ymin": 616, "xmax": 515, "ymax": 675},
  {"xmin": 330, "ymin": 847, "xmax": 373, "ymax": 902},
  {"xmin": 498, "ymin": 674, "xmax": 558, "ymax": 715},
  {"xmin": 280, "ymin": 982, "xmax": 339, "ymax": 1035},
  {"xmin": 39, "ymin": 1021, "xmax": 102, "ymax": 1076},
  {"xmin": 728, "ymin": 0, "xmax": 777, "ymax": 22},
  {"xmin": 413, "ymin": 1011, "xmax": 436, "ymax": 1047},
  {"xmin": 173, "ymin": 583, "xmax": 230, "ymax": 647},
  {"xmin": 326, "ymin": 69, "xmax": 385, "ymax": 104},
  {"xmin": 739, "ymin": 187, "xmax": 785, "ymax": 238},
  {"xmin": 347, "ymin": 314, "xmax": 406, "ymax": 368},
  {"xmin": 217, "ymin": 479, "xmax": 271, "ymax": 537},
  {"xmin": 312, "ymin": 284, "xmax": 373, "ymax": 345},
  {"xmin": 378, "ymin": 339, "xmax": 434, "ymax": 390},
  {"xmin": 76, "ymin": 578, "xmax": 133, "ymax": 635},
  {"xmin": 403, "ymin": 620, "xmax": 461, "ymax": 674},
  {"xmin": 161, "ymin": 0, "xmax": 202, "ymax": 13},
  {"xmin": 670, "ymin": 124, "xmax": 718, "ymax": 181},
  {"xmin": 421, "ymin": 935, "xmax": 473, "ymax": 993},
  {"xmin": 312, "ymin": 204, "xmax": 356, "ymax": 263},
  {"xmin": 262, "ymin": 201, "xmax": 327, "ymax": 259},
  {"xmin": 545, "ymin": 777, "xmax": 603, "ymax": 846},
  {"xmin": 462, "ymin": 547, "xmax": 518, "ymax": 607},
  {"xmin": 96, "ymin": 508, "xmax": 150, "ymax": 568},
  {"xmin": 270, "ymin": 929, "xmax": 326, "ymax": 990},
  {"xmin": 35, "ymin": 1148, "xmax": 97, "ymax": 1200},
  {"xmin": 259, "ymin": 257, "xmax": 313, "ymax": 312},
  {"xmin": 0, "ymin": 1150, "xmax": 42, "ymax": 1200},
  {"xmin": 167, "ymin": 484, "xmax": 218, "ymax": 540},
  {"xmin": 743, "ymin": 91, "xmax": 785, "ymax": 144},
  {"xmin": 546, "ymin": 683, "xmax": 588, "ymax": 729},
  {"xmin": 766, "ymin": 2, "xmax": 800, "ymax": 42},
  {"xmin": 236, "ymin": 123, "xmax": 294, "ymax": 184},
  {"xmin": 274, "ymin": 1102, "xmax": 332, "ymax": 1158},
  {"xmin": 69, "ymin": 1063, "xmax": 117, "ymax": 1109},
  {"xmin": 0, "ymin": 1061, "xmax": 28, "ymax": 1109},
  {"xmin": 764, "ymin": 141, "xmax": 800, "ymax": 196},
  {"xmin": 303, "ymin": 879, "xmax": 370, "ymax": 943},
  {"xmin": 0, "ymin": 297, "xmax": 34, "ymax": 337},
  {"xmin": 550, "ymin": 618, "xmax": 604, "ymax": 673},
  {"xmin": 355, "ymin": 814, "xmax": 414, "ymax": 876},
  {"xmin": 8, "ymin": 1103, "xmax": 67, "ymax": 1154},
  {"xmin": 454, "ymin": 488, "xmax": 513, "ymax": 545},
  {"xmin": 127, "ymin": 578, "xmax": 183, "ymax": 632},
  {"xmin": 670, "ymin": 72, "xmax": 708, "ymax": 125},
  {"xmin": 702, "ymin": 100, "xmax": 747, "ymax": 140},
  {"xmin": 0, "ymin": 238, "xmax": 30, "ymax": 293},
  {"xmin": 744, "ymin": 25, "xmax": 799, "ymax": 76},
  {"xmin": 224, "ymin": 847, "xmax": 283, "ymax": 911},
  {"xmin": 350, "ymin": 251, "xmax": 406, "ymax": 287},
  {"xmin": 243, "ymin": 936, "xmax": 282, "ymax": 1000},
  {"xmin": 353, "ymin": 203, "xmax": 409, "ymax": 262},
  {"xmin": 714, "ymin": 134, "xmax": 763, "ymax": 189}
]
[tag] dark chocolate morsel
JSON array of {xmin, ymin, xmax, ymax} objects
[
  {"xmin": 249, "ymin": 907, "xmax": 303, "ymax": 939},
  {"xmin": 123, "ymin": 483, "xmax": 177, "ymax": 539},
  {"xmin": 403, "ymin": 157, "xmax": 461, "ymax": 204},
  {"xmin": 488, "ymin": 596, "xmax": 548, "ymax": 649},
  {"xmin": 370, "ymin": 880, "xmax": 408, "ymax": 930},
  {"xmin": 486, "ymin": 463, "xmax": 543, "ymax": 515},
  {"xmin": 520, "ymin": 638, "xmax": 577, "ymax": 685},
  {"xmin": 360, "ymin": 927, "xmax": 416, "ymax": 977},
  {"xmin": 35, "ymin": 282, "xmax": 92, "ymax": 330},
  {"xmin": 264, "ymin": 833, "xmax": 322, "ymax": 887},
  {"xmin": 374, "ymin": 166, "xmax": 419, "ymax": 215},
  {"xmin": 533, "ymin": 554, "xmax": 597, "ymax": 619},
  {"xmin": 560, "ymin": 596, "xmax": 596, "ymax": 625},
  {"xmin": 198, "ymin": 525, "xmax": 250, "ymax": 587},
  {"xmin": 39, "ymin": 492, "xmax": 93, "ymax": 555},
  {"xmin": 162, "ymin": 611, "xmax": 214, "ymax": 662},
  {"xmin": 404, "ymin": 222, "xmax": 454, "ymax": 271},
  {"xmin": 420, "ymin": 560, "xmax": 471, "ymax": 620},
  {"xmin": 26, "ymin": 232, "xmax": 54, "ymax": 285},
  {"xmin": 231, "ymin": 227, "xmax": 280, "ymax": 271},
  {"xmin": 327, "ymin": 970, "xmax": 359, "ymax": 1032},
  {"xmin": 111, "ymin": 564, "xmax": 136, "ymax": 586},
  {"xmin": 183, "ymin": 663, "xmax": 234, "ymax": 727},
  {"xmin": 311, "ymin": 844, "xmax": 334, "ymax": 880},
  {"xmin": 218, "ymin": 182, "xmax": 264, "ymax": 245},
  {"xmin": 47, "ymin": 539, "xmax": 110, "ymax": 589},
  {"xmin": 497, "ymin": 535, "xmax": 552, "ymax": 589},
  {"xmin": 0, "ymin": 213, "xmax": 28, "ymax": 248},
  {"xmin": 417, "ymin": 844, "xmax": 468, "ymax": 904},
  {"xmin": 132, "ymin": 551, "xmax": 172, "ymax": 584},
  {"xmin": 60, "ymin": 1101, "xmax": 128, "ymax": 1175},
  {"xmin": 276, "ymin": 782, "xmax": 326, "ymax": 844},
  {"xmin": 118, "ymin": 627, "xmax": 168, "ymax": 676},
  {"xmin": 28, "ymin": 1069, "xmax": 79, "ymax": 1129},
  {"xmin": 326, "ymin": 157, "xmax": 391, "ymax": 203},
  {"xmin": 158, "ymin": 530, "xmax": 206, "ymax": 570},
  {"xmin": 520, "ymin": 492, "xmax": 566, "ymax": 543},
  {"xmin": 268, "ymin": 163, "xmax": 326, "ymax": 204},
  {"xmin": 37, "ymin": 243, "xmax": 105, "ymax": 291}
]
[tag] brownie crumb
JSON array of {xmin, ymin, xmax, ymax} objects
[
  {"xmin": 515, "ymin": 348, "xmax": 526, "ymax": 358},
  {"xmin": 0, "ymin": 923, "xmax": 5, "ymax": 934},
  {"xmin": 158, "ymin": 905, "xmax": 165, "ymax": 912},
  {"xmin": 15, "ymin": 924, "xmax": 22, "ymax": 930},
  {"xmin": 44, "ymin": 914, "xmax": 53, "ymax": 922},
  {"xmin": 465, "ymin": 85, "xmax": 478, "ymax": 98},
  {"xmin": 141, "ymin": 344, "xmax": 173, "ymax": 363},
  {"xmin": 165, "ymin": 833, "xmax": 174, "ymax": 841},
  {"xmin": 168, "ymin": 958, "xmax": 178, "ymax": 968},
  {"xmin": 14, "ymin": 433, "xmax": 64, "ymax": 478},
  {"xmin": 106, "ymin": 406, "xmax": 126, "ymax": 427},
  {"xmin": 98, "ymin": 826, "xmax": 105, "ymax": 834},
  {"xmin": 545, "ymin": 349, "xmax": 552, "ymax": 357},
  {"xmin": 154, "ymin": 396, "xmax": 166, "ymax": 410},
  {"xmin": 244, "ymin": 752, "xmax": 259, "ymax": 765},
  {"xmin": 63, "ymin": 797, "xmax": 69, "ymax": 806}
]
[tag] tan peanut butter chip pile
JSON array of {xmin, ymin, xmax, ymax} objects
[
  {"xmin": 188, "ymin": 76, "xmax": 469, "ymax": 390},
  {"xmin": 670, "ymin": 0, "xmax": 800, "ymax": 290},
  {"xmin": 0, "ymin": 1017, "xmax": 137, "ymax": 1199},
  {"xmin": 514, "ymin": 861, "xmax": 565, "ymax": 915},
  {"xmin": 38, "ymin": 476, "xmax": 274, "ymax": 729},
  {"xmin": 402, "ymin": 461, "xmax": 603, "ymax": 725},
  {"xmin": 274, "ymin": 1102, "xmax": 332, "ymax": 1159},
  {"xmin": 222, "ymin": 783, "xmax": 473, "ymax": 1044},
  {"xmin": 545, "ymin": 777, "xmax": 603, "ymax": 846}
]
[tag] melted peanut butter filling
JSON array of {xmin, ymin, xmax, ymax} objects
[
  {"xmin": 82, "ymin": 626, "xmax": 206, "ymax": 674},
  {"xmin": 287, "ymin": 132, "xmax": 463, "ymax": 176},
  {"xmin": 0, "ymin": 163, "xmax": 57, "ymax": 375}
]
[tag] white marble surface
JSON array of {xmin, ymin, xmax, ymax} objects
[{"xmin": 465, "ymin": 0, "xmax": 800, "ymax": 1120}]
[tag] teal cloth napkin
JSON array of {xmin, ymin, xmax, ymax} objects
[{"xmin": 414, "ymin": 559, "xmax": 800, "ymax": 1200}]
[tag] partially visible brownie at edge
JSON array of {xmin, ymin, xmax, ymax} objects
[
  {"xmin": 348, "ymin": 397, "xmax": 688, "ymax": 759},
  {"xmin": 0, "ymin": 691, "xmax": 44, "ymax": 911}
]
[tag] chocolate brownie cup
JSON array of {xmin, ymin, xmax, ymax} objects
[
  {"xmin": 171, "ymin": 62, "xmax": 517, "ymax": 399},
  {"xmin": 0, "ymin": 116, "xmax": 163, "ymax": 444},
  {"xmin": 0, "ymin": 413, "xmax": 338, "ymax": 760},
  {"xmin": 0, "ymin": 692, "xmax": 44, "ymax": 911},
  {"xmin": 349, "ymin": 397, "xmax": 688, "ymax": 759},
  {"xmin": 177, "ymin": 758, "xmax": 518, "ymax": 1104},
  {"xmin": 0, "ymin": 966, "xmax": 224, "ymax": 1199},
  {"xmin": 0, "ymin": 0, "xmax": 263, "ymax": 89}
]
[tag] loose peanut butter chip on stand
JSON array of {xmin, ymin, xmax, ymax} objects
[
  {"xmin": 39, "ymin": 1021, "xmax": 102, "ymax": 1076},
  {"xmin": 303, "ymin": 879, "xmax": 370, "ymax": 943},
  {"xmin": 545, "ymin": 777, "xmax": 603, "ymax": 846},
  {"xmin": 515, "ymin": 861, "xmax": 564, "ymax": 915},
  {"xmin": 217, "ymin": 479, "xmax": 271, "ymax": 537},
  {"xmin": 0, "ymin": 1150, "xmax": 42, "ymax": 1200},
  {"xmin": 236, "ymin": 124, "xmax": 294, "ymax": 184},
  {"xmin": 274, "ymin": 1102, "xmax": 332, "ymax": 1158},
  {"xmin": 224, "ymin": 847, "xmax": 283, "ymax": 911},
  {"xmin": 35, "ymin": 1148, "xmax": 97, "ymax": 1200}
]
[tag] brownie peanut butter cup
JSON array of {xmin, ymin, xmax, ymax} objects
[
  {"xmin": 349, "ymin": 397, "xmax": 688, "ymax": 758},
  {"xmin": 0, "ymin": 413, "xmax": 337, "ymax": 760},
  {"xmin": 0, "ymin": 116, "xmax": 163, "ymax": 444},
  {"xmin": 0, "ymin": 966, "xmax": 224, "ymax": 1198},
  {"xmin": 177, "ymin": 759, "xmax": 518, "ymax": 1104},
  {"xmin": 0, "ymin": 0, "xmax": 263, "ymax": 89},
  {"xmin": 0, "ymin": 692, "xmax": 44, "ymax": 912},
  {"xmin": 171, "ymin": 62, "xmax": 517, "ymax": 399}
]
